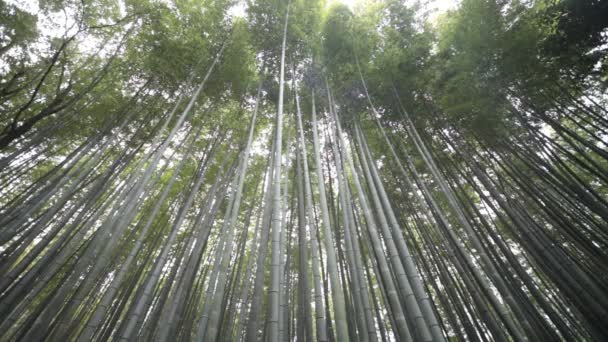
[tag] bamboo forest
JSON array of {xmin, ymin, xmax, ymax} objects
[{"xmin": 0, "ymin": 0, "xmax": 607, "ymax": 340}]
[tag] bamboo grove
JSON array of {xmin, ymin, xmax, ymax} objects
[{"xmin": 0, "ymin": 0, "xmax": 607, "ymax": 341}]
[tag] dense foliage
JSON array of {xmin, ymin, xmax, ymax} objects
[{"xmin": 1, "ymin": 0, "xmax": 607, "ymax": 340}]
